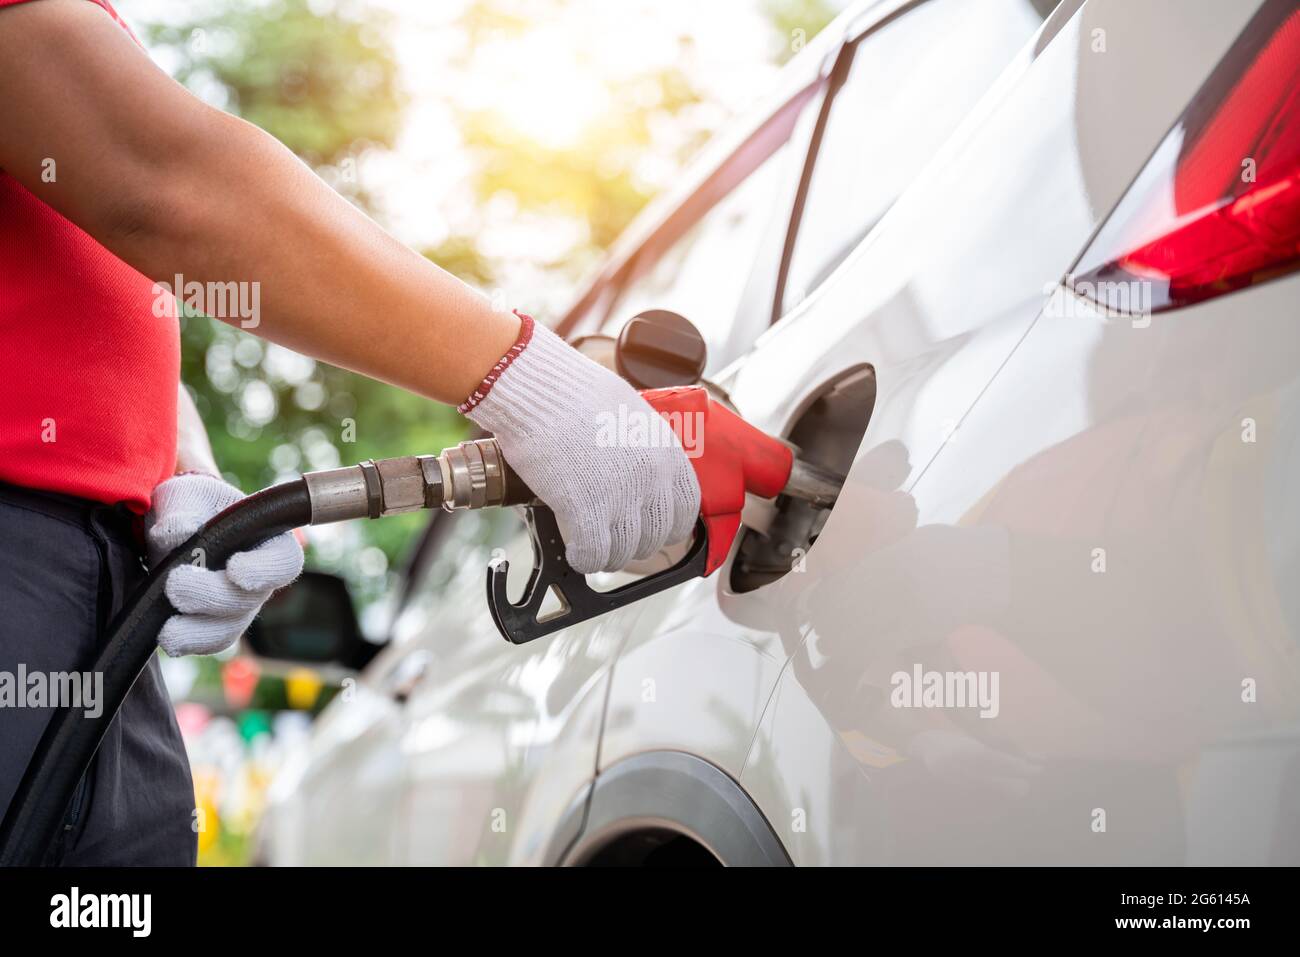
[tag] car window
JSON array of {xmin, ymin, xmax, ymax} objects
[
  {"xmin": 603, "ymin": 141, "xmax": 798, "ymax": 372},
  {"xmin": 779, "ymin": 0, "xmax": 1051, "ymax": 316},
  {"xmin": 596, "ymin": 79, "xmax": 823, "ymax": 371}
]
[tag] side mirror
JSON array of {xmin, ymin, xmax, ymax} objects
[
  {"xmin": 615, "ymin": 309, "xmax": 707, "ymax": 389},
  {"xmin": 246, "ymin": 571, "xmax": 380, "ymax": 671}
]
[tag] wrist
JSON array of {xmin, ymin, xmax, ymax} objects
[
  {"xmin": 458, "ymin": 309, "xmax": 536, "ymax": 416},
  {"xmin": 450, "ymin": 305, "xmax": 525, "ymax": 409},
  {"xmin": 461, "ymin": 314, "xmax": 622, "ymax": 441}
]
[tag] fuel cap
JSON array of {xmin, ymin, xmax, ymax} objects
[{"xmin": 614, "ymin": 309, "xmax": 708, "ymax": 389}]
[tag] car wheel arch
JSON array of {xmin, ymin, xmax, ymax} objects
[{"xmin": 546, "ymin": 751, "xmax": 792, "ymax": 866}]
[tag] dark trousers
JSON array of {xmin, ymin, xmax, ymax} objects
[{"xmin": 0, "ymin": 483, "xmax": 196, "ymax": 865}]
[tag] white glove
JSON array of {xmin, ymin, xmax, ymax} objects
[
  {"xmin": 461, "ymin": 314, "xmax": 701, "ymax": 574},
  {"xmin": 146, "ymin": 473, "xmax": 304, "ymax": 657}
]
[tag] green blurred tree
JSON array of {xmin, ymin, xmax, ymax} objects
[
  {"xmin": 424, "ymin": 0, "xmax": 714, "ymax": 297},
  {"xmin": 763, "ymin": 0, "xmax": 842, "ymax": 64},
  {"xmin": 423, "ymin": 0, "xmax": 846, "ymax": 307},
  {"xmin": 146, "ymin": 0, "xmax": 404, "ymax": 209}
]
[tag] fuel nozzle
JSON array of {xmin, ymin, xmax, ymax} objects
[
  {"xmin": 301, "ymin": 431, "xmax": 840, "ymax": 528},
  {"xmin": 298, "ymin": 387, "xmax": 845, "ymax": 644}
]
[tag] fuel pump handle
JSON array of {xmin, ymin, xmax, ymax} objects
[
  {"xmin": 639, "ymin": 386, "xmax": 794, "ymax": 574},
  {"xmin": 484, "ymin": 385, "xmax": 819, "ymax": 644}
]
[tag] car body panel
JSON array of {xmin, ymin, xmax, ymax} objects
[
  {"xmin": 604, "ymin": 0, "xmax": 1265, "ymax": 783},
  {"xmin": 261, "ymin": 676, "xmax": 407, "ymax": 865},
  {"xmin": 266, "ymin": 506, "xmax": 640, "ymax": 864},
  {"xmin": 738, "ymin": 0, "xmax": 1299, "ymax": 865},
  {"xmin": 745, "ymin": 269, "xmax": 1300, "ymax": 864},
  {"xmin": 599, "ymin": 0, "xmax": 1064, "ymax": 781},
  {"xmin": 391, "ymin": 510, "xmax": 637, "ymax": 865}
]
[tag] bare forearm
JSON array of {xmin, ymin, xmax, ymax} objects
[
  {"xmin": 0, "ymin": 0, "xmax": 518, "ymax": 405},
  {"xmin": 121, "ymin": 112, "xmax": 519, "ymax": 404}
]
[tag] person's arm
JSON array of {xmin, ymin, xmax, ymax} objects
[
  {"xmin": 0, "ymin": 0, "xmax": 517, "ymax": 404},
  {"xmin": 0, "ymin": 0, "xmax": 699, "ymax": 594}
]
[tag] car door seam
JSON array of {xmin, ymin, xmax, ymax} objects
[
  {"xmin": 738, "ymin": 651, "xmax": 793, "ymax": 779},
  {"xmin": 592, "ymin": 609, "xmax": 638, "ymax": 775},
  {"xmin": 903, "ymin": 303, "xmax": 1048, "ymax": 496}
]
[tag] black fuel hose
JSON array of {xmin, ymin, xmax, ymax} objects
[{"xmin": 0, "ymin": 479, "xmax": 312, "ymax": 867}]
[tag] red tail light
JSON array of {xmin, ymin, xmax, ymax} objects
[{"xmin": 1074, "ymin": 1, "xmax": 1300, "ymax": 313}]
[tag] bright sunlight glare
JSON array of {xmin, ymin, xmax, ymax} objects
[{"xmin": 473, "ymin": 29, "xmax": 612, "ymax": 149}]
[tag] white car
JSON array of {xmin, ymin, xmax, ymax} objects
[{"xmin": 256, "ymin": 0, "xmax": 1300, "ymax": 865}]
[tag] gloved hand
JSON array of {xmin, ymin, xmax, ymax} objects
[
  {"xmin": 146, "ymin": 473, "xmax": 304, "ymax": 657},
  {"xmin": 461, "ymin": 313, "xmax": 701, "ymax": 574}
]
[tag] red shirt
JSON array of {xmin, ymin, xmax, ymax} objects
[{"xmin": 0, "ymin": 0, "xmax": 178, "ymax": 513}]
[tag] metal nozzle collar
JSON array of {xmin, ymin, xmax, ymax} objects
[
  {"xmin": 440, "ymin": 439, "xmax": 508, "ymax": 510},
  {"xmin": 301, "ymin": 438, "xmax": 515, "ymax": 525}
]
